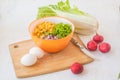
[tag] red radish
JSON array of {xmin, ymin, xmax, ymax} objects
[
  {"xmin": 87, "ymin": 40, "xmax": 97, "ymax": 51},
  {"xmin": 71, "ymin": 62, "xmax": 84, "ymax": 74},
  {"xmin": 93, "ymin": 34, "xmax": 104, "ymax": 43},
  {"xmin": 99, "ymin": 42, "xmax": 111, "ymax": 53}
]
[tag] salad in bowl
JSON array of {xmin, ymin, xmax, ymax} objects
[{"xmin": 29, "ymin": 17, "xmax": 75, "ymax": 53}]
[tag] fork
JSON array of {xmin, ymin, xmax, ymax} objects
[{"xmin": 71, "ymin": 38, "xmax": 97, "ymax": 60}]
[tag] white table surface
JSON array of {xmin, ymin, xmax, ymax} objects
[{"xmin": 0, "ymin": 0, "xmax": 120, "ymax": 80}]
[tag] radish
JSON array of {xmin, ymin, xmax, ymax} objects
[
  {"xmin": 93, "ymin": 34, "xmax": 104, "ymax": 43},
  {"xmin": 99, "ymin": 42, "xmax": 111, "ymax": 53},
  {"xmin": 87, "ymin": 40, "xmax": 97, "ymax": 51},
  {"xmin": 71, "ymin": 62, "xmax": 84, "ymax": 74}
]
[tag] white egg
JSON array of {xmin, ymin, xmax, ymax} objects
[
  {"xmin": 21, "ymin": 54, "xmax": 37, "ymax": 66},
  {"xmin": 29, "ymin": 47, "xmax": 45, "ymax": 58}
]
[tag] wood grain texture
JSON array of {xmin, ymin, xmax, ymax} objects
[{"xmin": 9, "ymin": 34, "xmax": 94, "ymax": 78}]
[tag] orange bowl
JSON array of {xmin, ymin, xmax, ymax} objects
[{"xmin": 29, "ymin": 17, "xmax": 75, "ymax": 53}]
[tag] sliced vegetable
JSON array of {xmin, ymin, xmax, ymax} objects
[
  {"xmin": 37, "ymin": 0, "xmax": 98, "ymax": 35},
  {"xmin": 33, "ymin": 21, "xmax": 72, "ymax": 39},
  {"xmin": 52, "ymin": 23, "xmax": 72, "ymax": 38}
]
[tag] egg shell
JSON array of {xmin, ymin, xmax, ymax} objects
[
  {"xmin": 21, "ymin": 54, "xmax": 37, "ymax": 66},
  {"xmin": 29, "ymin": 47, "xmax": 45, "ymax": 58}
]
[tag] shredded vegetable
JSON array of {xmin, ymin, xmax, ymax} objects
[{"xmin": 52, "ymin": 23, "xmax": 72, "ymax": 38}]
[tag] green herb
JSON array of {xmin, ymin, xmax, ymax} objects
[{"xmin": 52, "ymin": 23, "xmax": 72, "ymax": 38}]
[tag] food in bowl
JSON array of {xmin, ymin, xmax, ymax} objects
[
  {"xmin": 29, "ymin": 17, "xmax": 74, "ymax": 53},
  {"xmin": 32, "ymin": 21, "xmax": 55, "ymax": 39},
  {"xmin": 32, "ymin": 21, "xmax": 72, "ymax": 40}
]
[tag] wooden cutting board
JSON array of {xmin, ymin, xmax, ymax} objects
[{"xmin": 9, "ymin": 34, "xmax": 94, "ymax": 78}]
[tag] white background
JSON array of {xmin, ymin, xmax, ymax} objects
[{"xmin": 0, "ymin": 0, "xmax": 120, "ymax": 80}]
